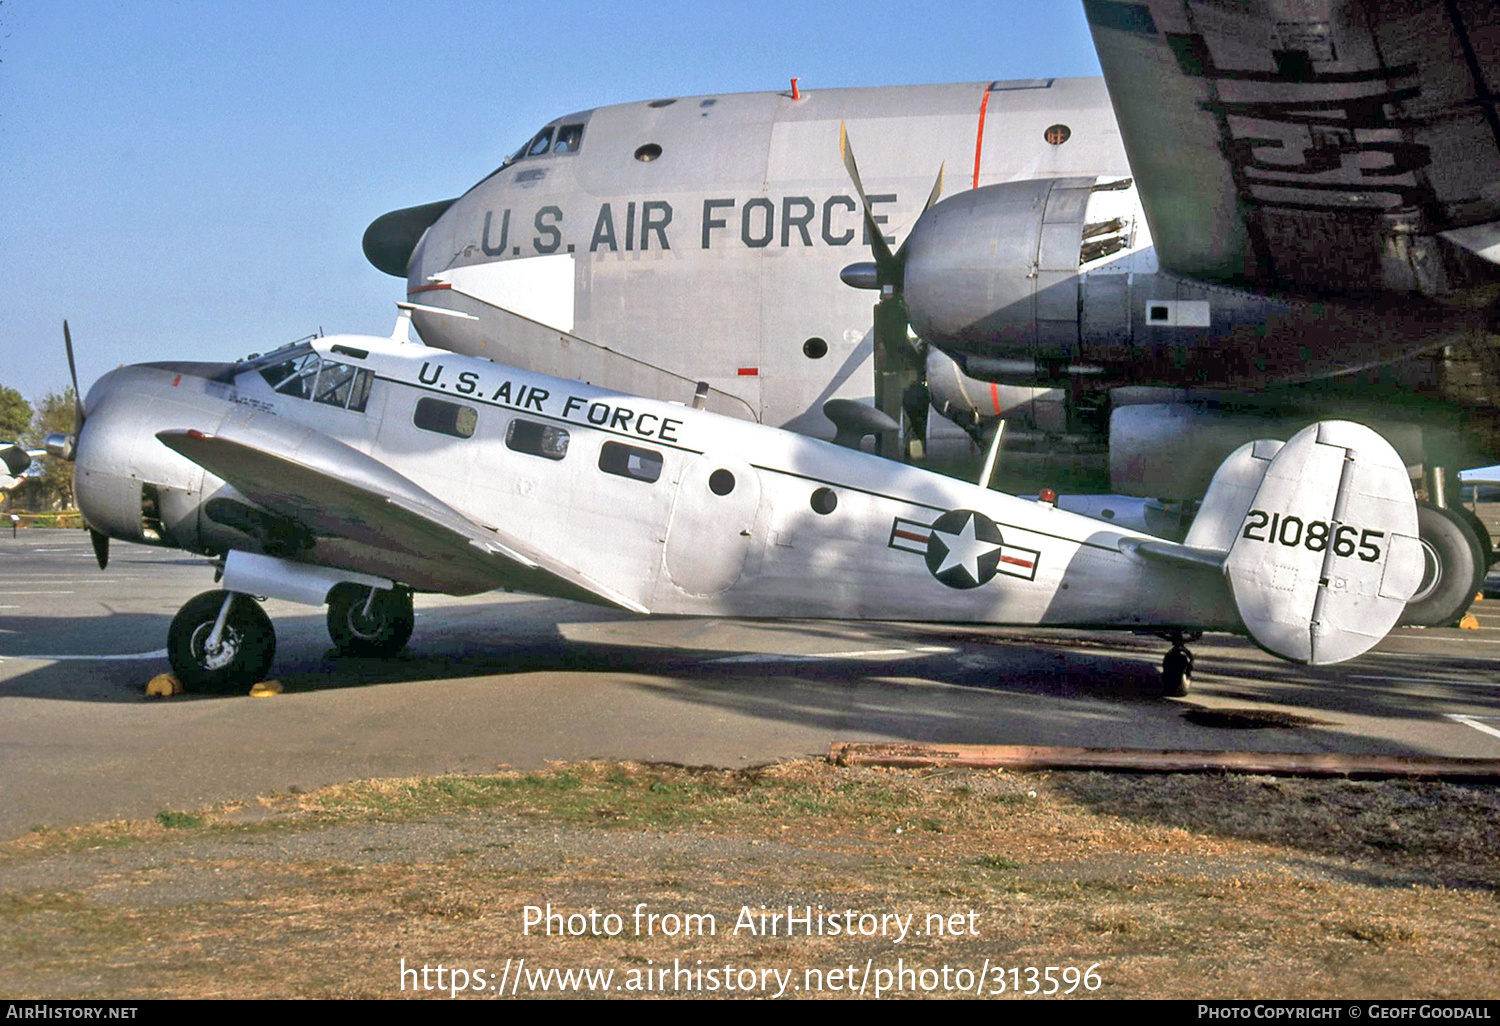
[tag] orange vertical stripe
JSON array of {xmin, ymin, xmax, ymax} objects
[{"xmin": 972, "ymin": 83, "xmax": 994, "ymax": 189}]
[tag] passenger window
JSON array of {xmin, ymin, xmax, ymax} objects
[
  {"xmin": 553, "ymin": 123, "xmax": 584, "ymax": 154},
  {"xmin": 527, "ymin": 127, "xmax": 554, "ymax": 157},
  {"xmin": 598, "ymin": 441, "xmax": 662, "ymax": 483},
  {"xmin": 414, "ymin": 397, "xmax": 478, "ymax": 438},
  {"xmin": 506, "ymin": 418, "xmax": 569, "ymax": 460}
]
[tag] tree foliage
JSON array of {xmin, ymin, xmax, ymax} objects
[
  {"xmin": 28, "ymin": 389, "xmax": 76, "ymax": 509},
  {"xmin": 0, "ymin": 385, "xmax": 29, "ymax": 441}
]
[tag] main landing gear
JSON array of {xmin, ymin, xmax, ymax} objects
[
  {"xmin": 166, "ymin": 583, "xmax": 416, "ymax": 693},
  {"xmin": 1400, "ymin": 502, "xmax": 1490, "ymax": 627},
  {"xmin": 168, "ymin": 590, "xmax": 276, "ymax": 693},
  {"xmin": 1158, "ymin": 631, "xmax": 1200, "ymax": 697},
  {"xmin": 326, "ymin": 583, "xmax": 415, "ymax": 657}
]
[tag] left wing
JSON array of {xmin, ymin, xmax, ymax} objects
[{"xmin": 157, "ymin": 420, "xmax": 648, "ymax": 612}]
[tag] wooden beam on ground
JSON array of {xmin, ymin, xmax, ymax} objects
[{"xmin": 828, "ymin": 742, "xmax": 1500, "ymax": 781}]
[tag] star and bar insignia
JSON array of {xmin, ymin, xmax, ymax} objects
[{"xmin": 888, "ymin": 510, "xmax": 1040, "ymax": 589}]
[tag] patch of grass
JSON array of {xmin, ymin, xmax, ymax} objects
[
  {"xmin": 972, "ymin": 855, "xmax": 1021, "ymax": 871},
  {"xmin": 154, "ymin": 811, "xmax": 203, "ymax": 830}
]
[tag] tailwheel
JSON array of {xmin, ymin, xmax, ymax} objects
[
  {"xmin": 326, "ymin": 583, "xmax": 414, "ymax": 658},
  {"xmin": 168, "ymin": 590, "xmax": 276, "ymax": 693},
  {"xmin": 1158, "ymin": 631, "xmax": 1199, "ymax": 697}
]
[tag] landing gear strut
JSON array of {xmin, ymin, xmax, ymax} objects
[
  {"xmin": 326, "ymin": 583, "xmax": 414, "ymax": 657},
  {"xmin": 1159, "ymin": 631, "xmax": 1200, "ymax": 697},
  {"xmin": 167, "ymin": 590, "xmax": 276, "ymax": 693}
]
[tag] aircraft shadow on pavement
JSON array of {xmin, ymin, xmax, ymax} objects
[{"xmin": 3, "ymin": 603, "xmax": 1498, "ymax": 742}]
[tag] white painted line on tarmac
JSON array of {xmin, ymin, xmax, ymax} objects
[
  {"xmin": 1446, "ymin": 714, "xmax": 1500, "ymax": 743},
  {"xmin": 0, "ymin": 648, "xmax": 168, "ymax": 663},
  {"xmin": 1350, "ymin": 675, "xmax": 1490, "ymax": 685},
  {"xmin": 711, "ymin": 645, "xmax": 956, "ymax": 664},
  {"xmin": 3, "ymin": 590, "xmax": 75, "ymax": 595}
]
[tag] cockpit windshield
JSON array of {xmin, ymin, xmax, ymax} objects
[
  {"xmin": 492, "ymin": 121, "xmax": 586, "ymax": 175},
  {"xmin": 238, "ymin": 344, "xmax": 374, "ymax": 413}
]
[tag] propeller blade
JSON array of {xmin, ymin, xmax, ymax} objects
[
  {"xmin": 921, "ymin": 162, "xmax": 945, "ymax": 215},
  {"xmin": 893, "ymin": 162, "xmax": 945, "ymax": 268},
  {"xmin": 63, "ymin": 320, "xmax": 84, "ymax": 433},
  {"xmin": 838, "ymin": 123, "xmax": 897, "ymax": 273},
  {"xmin": 89, "ymin": 527, "xmax": 109, "ymax": 571}
]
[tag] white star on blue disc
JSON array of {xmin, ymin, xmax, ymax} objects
[{"xmin": 928, "ymin": 512, "xmax": 1002, "ymax": 587}]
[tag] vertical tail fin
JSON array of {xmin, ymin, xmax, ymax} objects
[{"xmin": 1221, "ymin": 422, "xmax": 1422, "ymax": 665}]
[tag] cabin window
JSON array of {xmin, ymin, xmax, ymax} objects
[
  {"xmin": 506, "ymin": 418, "xmax": 569, "ymax": 460},
  {"xmin": 634, "ymin": 143, "xmax": 662, "ymax": 162},
  {"xmin": 598, "ymin": 441, "xmax": 663, "ymax": 483},
  {"xmin": 414, "ymin": 397, "xmax": 478, "ymax": 439},
  {"xmin": 810, "ymin": 487, "xmax": 838, "ymax": 515},
  {"xmin": 708, "ymin": 469, "xmax": 735, "ymax": 495}
]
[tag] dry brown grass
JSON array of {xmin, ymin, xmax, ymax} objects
[{"xmin": 0, "ymin": 760, "xmax": 1497, "ymax": 999}]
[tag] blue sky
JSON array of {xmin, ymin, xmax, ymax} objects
[{"xmin": 0, "ymin": 1, "xmax": 1102, "ymax": 402}]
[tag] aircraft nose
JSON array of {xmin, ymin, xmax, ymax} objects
[{"xmin": 362, "ymin": 198, "xmax": 457, "ymax": 278}]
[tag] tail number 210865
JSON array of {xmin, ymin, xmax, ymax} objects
[{"xmin": 1241, "ymin": 510, "xmax": 1384, "ymax": 561}]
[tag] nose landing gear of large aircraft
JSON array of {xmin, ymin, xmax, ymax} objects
[
  {"xmin": 326, "ymin": 583, "xmax": 415, "ymax": 658},
  {"xmin": 167, "ymin": 590, "xmax": 277, "ymax": 693}
]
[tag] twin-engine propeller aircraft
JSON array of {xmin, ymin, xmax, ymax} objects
[
  {"xmin": 364, "ymin": 0, "xmax": 1500, "ymax": 630},
  {"xmin": 49, "ymin": 310, "xmax": 1423, "ymax": 696}
]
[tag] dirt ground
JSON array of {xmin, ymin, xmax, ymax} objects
[{"xmin": 1, "ymin": 759, "xmax": 1497, "ymax": 999}]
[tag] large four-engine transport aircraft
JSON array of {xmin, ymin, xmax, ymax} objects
[{"xmin": 362, "ymin": 0, "xmax": 1500, "ymax": 629}]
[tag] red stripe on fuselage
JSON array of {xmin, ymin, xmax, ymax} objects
[
  {"xmin": 972, "ymin": 83, "xmax": 994, "ymax": 190},
  {"xmin": 408, "ymin": 282, "xmax": 453, "ymax": 294}
]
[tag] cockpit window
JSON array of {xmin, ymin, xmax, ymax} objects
[
  {"xmin": 526, "ymin": 127, "xmax": 554, "ymax": 157},
  {"xmin": 553, "ymin": 123, "xmax": 584, "ymax": 154},
  {"xmin": 254, "ymin": 348, "xmax": 372, "ymax": 413}
]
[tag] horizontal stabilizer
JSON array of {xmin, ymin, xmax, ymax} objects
[{"xmin": 1222, "ymin": 422, "xmax": 1421, "ymax": 665}]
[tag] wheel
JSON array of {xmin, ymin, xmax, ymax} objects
[
  {"xmin": 1400, "ymin": 503, "xmax": 1486, "ymax": 627},
  {"xmin": 326, "ymin": 584, "xmax": 414, "ymax": 657},
  {"xmin": 1161, "ymin": 648, "xmax": 1192, "ymax": 697},
  {"xmin": 168, "ymin": 590, "xmax": 276, "ymax": 693}
]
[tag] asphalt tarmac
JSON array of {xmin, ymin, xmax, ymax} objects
[{"xmin": 2, "ymin": 530, "xmax": 1498, "ymax": 839}]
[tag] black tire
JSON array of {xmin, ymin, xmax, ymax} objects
[
  {"xmin": 326, "ymin": 584, "xmax": 414, "ymax": 657},
  {"xmin": 1450, "ymin": 504, "xmax": 1494, "ymax": 572},
  {"xmin": 1401, "ymin": 503, "xmax": 1486, "ymax": 627},
  {"xmin": 1161, "ymin": 648, "xmax": 1192, "ymax": 697},
  {"xmin": 168, "ymin": 590, "xmax": 276, "ymax": 693}
]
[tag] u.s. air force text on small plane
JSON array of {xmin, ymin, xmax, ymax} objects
[{"xmin": 413, "ymin": 362, "xmax": 684, "ymax": 444}]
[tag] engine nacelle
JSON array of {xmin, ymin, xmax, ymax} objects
[
  {"xmin": 903, "ymin": 176, "xmax": 1141, "ymax": 360},
  {"xmin": 1108, "ymin": 402, "xmax": 1427, "ymax": 500}
]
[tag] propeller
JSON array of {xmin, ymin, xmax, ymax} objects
[
  {"xmin": 836, "ymin": 125, "xmax": 944, "ymax": 461},
  {"xmin": 54, "ymin": 320, "xmax": 108, "ymax": 569}
]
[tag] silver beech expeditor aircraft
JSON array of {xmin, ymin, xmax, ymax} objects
[{"xmin": 47, "ymin": 309, "xmax": 1424, "ymax": 696}]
